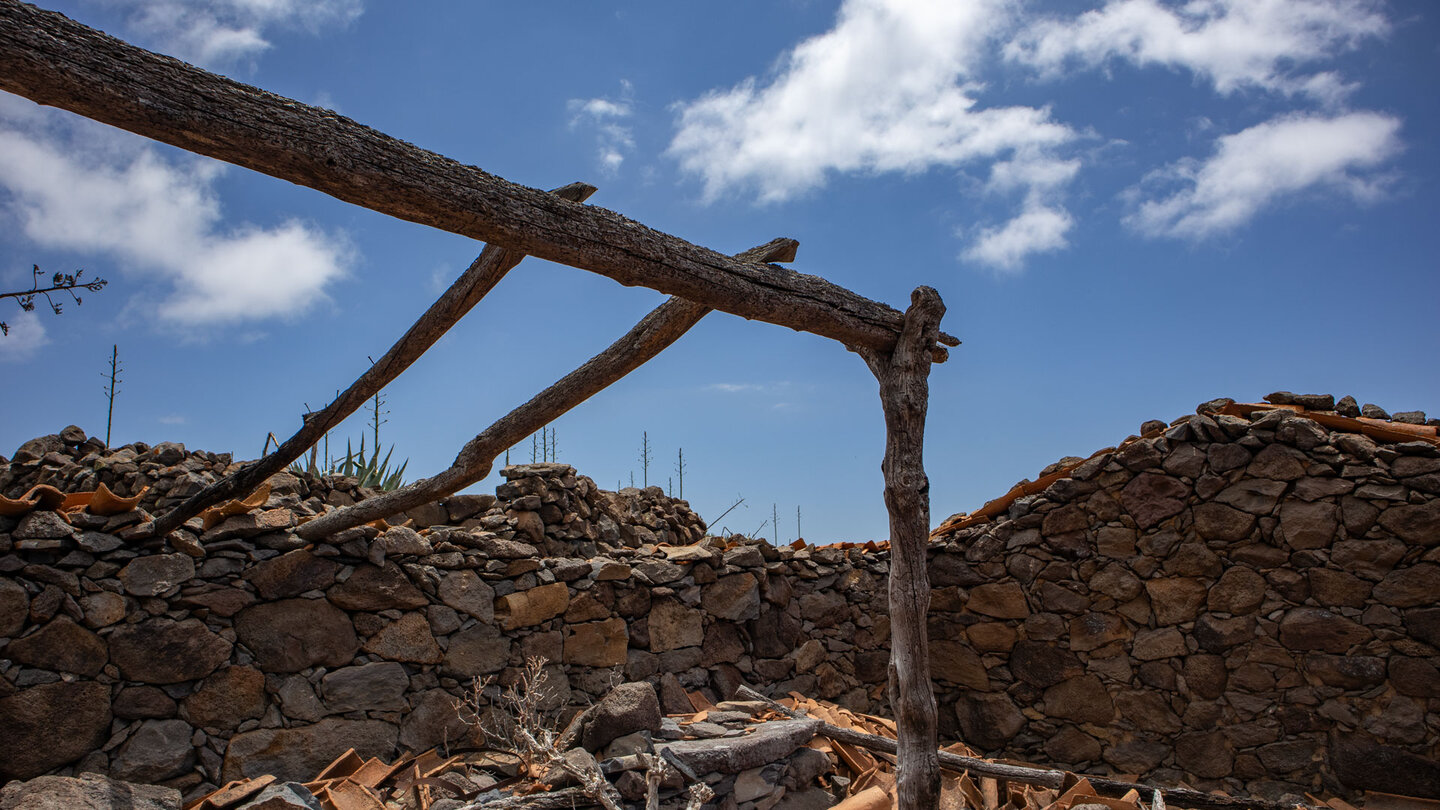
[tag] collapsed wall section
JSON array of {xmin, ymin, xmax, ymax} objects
[{"xmin": 0, "ymin": 399, "xmax": 1436, "ymax": 803}]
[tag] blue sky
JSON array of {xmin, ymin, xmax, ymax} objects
[{"xmin": 1, "ymin": 0, "xmax": 1437, "ymax": 543}]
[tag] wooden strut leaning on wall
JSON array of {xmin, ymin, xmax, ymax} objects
[
  {"xmin": 145, "ymin": 182, "xmax": 598, "ymax": 538},
  {"xmin": 293, "ymin": 238, "xmax": 800, "ymax": 541}
]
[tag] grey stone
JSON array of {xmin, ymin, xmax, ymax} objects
[
  {"xmin": 13, "ymin": 511, "xmax": 76, "ymax": 541},
  {"xmin": 438, "ymin": 569, "xmax": 495, "ymax": 621},
  {"xmin": 398, "ymin": 689, "xmax": 479, "ymax": 753},
  {"xmin": 1119, "ymin": 474, "xmax": 1189, "ymax": 529},
  {"xmin": 701, "ymin": 573, "xmax": 760, "ymax": 621},
  {"xmin": 109, "ymin": 618, "xmax": 232, "ymax": 684},
  {"xmin": 235, "ymin": 782, "xmax": 324, "ymax": 810},
  {"xmin": 110, "ymin": 719, "xmax": 195, "ymax": 783},
  {"xmin": 0, "ymin": 578, "xmax": 29, "ymax": 637},
  {"xmin": 1377, "ymin": 500, "xmax": 1440, "ymax": 545},
  {"xmin": 234, "ymin": 598, "xmax": 357, "ymax": 673},
  {"xmin": 579, "ymin": 682, "xmax": 662, "ymax": 752},
  {"xmin": 442, "ymin": 623, "xmax": 511, "ymax": 677},
  {"xmin": 323, "ymin": 662, "xmax": 409, "ymax": 713},
  {"xmin": 246, "ymin": 550, "xmax": 338, "ymax": 600},
  {"xmin": 1216, "ymin": 479, "xmax": 1287, "ymax": 515},
  {"xmin": 1278, "ymin": 500, "xmax": 1338, "ymax": 549},
  {"xmin": 0, "ymin": 682, "xmax": 112, "ymax": 781},
  {"xmin": 222, "ymin": 718, "xmax": 397, "ymax": 783},
  {"xmin": 118, "ymin": 554, "xmax": 195, "ymax": 596},
  {"xmin": 1278, "ymin": 608, "xmax": 1371, "ymax": 653},
  {"xmin": 657, "ymin": 719, "xmax": 821, "ymax": 774},
  {"xmin": 0, "ymin": 772, "xmax": 180, "ymax": 810},
  {"xmin": 327, "ymin": 563, "xmax": 427, "ymax": 611},
  {"xmin": 954, "ymin": 692, "xmax": 1025, "ymax": 750},
  {"xmin": 3, "ymin": 616, "xmax": 107, "ymax": 676},
  {"xmin": 361, "ymin": 612, "xmax": 442, "ymax": 663},
  {"xmin": 181, "ymin": 666, "xmax": 267, "ymax": 731},
  {"xmin": 1043, "ymin": 676, "xmax": 1114, "ymax": 724}
]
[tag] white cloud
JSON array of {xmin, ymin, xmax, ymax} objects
[
  {"xmin": 103, "ymin": 0, "xmax": 364, "ymax": 68},
  {"xmin": 1125, "ymin": 111, "xmax": 1402, "ymax": 239},
  {"xmin": 158, "ymin": 414, "xmax": 187, "ymax": 425},
  {"xmin": 0, "ymin": 310, "xmax": 49, "ymax": 363},
  {"xmin": 1006, "ymin": 0, "xmax": 1389, "ymax": 103},
  {"xmin": 668, "ymin": 0, "xmax": 1077, "ymax": 204},
  {"xmin": 0, "ymin": 115, "xmax": 350, "ymax": 327},
  {"xmin": 708, "ymin": 383, "xmax": 767, "ymax": 394},
  {"xmin": 964, "ymin": 201, "xmax": 1074, "ymax": 270},
  {"xmin": 569, "ymin": 82, "xmax": 636, "ymax": 175}
]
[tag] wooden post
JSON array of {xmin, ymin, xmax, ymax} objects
[{"xmin": 859, "ymin": 286, "xmax": 945, "ymax": 810}]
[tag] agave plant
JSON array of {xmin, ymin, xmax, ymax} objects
[
  {"xmin": 289, "ymin": 434, "xmax": 409, "ymax": 491},
  {"xmin": 335, "ymin": 435, "xmax": 409, "ymax": 491}
]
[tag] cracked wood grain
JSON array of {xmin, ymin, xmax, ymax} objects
[{"xmin": 0, "ymin": 0, "xmax": 957, "ymax": 357}]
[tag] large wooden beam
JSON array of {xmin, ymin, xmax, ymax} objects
[
  {"xmin": 0, "ymin": 0, "xmax": 957, "ymax": 358},
  {"xmin": 294, "ymin": 239, "xmax": 798, "ymax": 540}
]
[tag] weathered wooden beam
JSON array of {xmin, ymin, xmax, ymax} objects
[
  {"xmin": 145, "ymin": 182, "xmax": 597, "ymax": 538},
  {"xmin": 294, "ymin": 239, "xmax": 798, "ymax": 540},
  {"xmin": 735, "ymin": 686, "xmax": 1318, "ymax": 810},
  {"xmin": 858, "ymin": 287, "xmax": 945, "ymax": 810},
  {"xmin": 0, "ymin": 1, "xmax": 957, "ymax": 358}
]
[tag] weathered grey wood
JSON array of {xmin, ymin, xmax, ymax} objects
[
  {"xmin": 858, "ymin": 287, "xmax": 945, "ymax": 810},
  {"xmin": 734, "ymin": 687, "xmax": 1313, "ymax": 810},
  {"xmin": 145, "ymin": 182, "xmax": 596, "ymax": 538},
  {"xmin": 294, "ymin": 239, "xmax": 797, "ymax": 540},
  {"xmin": 0, "ymin": 1, "xmax": 957, "ymax": 358}
]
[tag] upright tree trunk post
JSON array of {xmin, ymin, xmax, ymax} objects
[{"xmin": 860, "ymin": 286, "xmax": 946, "ymax": 810}]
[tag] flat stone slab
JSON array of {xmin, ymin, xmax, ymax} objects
[{"xmin": 656, "ymin": 718, "xmax": 821, "ymax": 775}]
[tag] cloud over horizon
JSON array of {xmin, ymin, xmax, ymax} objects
[{"xmin": 1125, "ymin": 111, "xmax": 1403, "ymax": 239}]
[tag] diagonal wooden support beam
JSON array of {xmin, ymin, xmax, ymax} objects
[
  {"xmin": 294, "ymin": 238, "xmax": 799, "ymax": 540},
  {"xmin": 0, "ymin": 1, "xmax": 957, "ymax": 358},
  {"xmin": 145, "ymin": 182, "xmax": 598, "ymax": 538}
]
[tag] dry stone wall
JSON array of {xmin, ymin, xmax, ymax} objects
[{"xmin": 0, "ymin": 396, "xmax": 1437, "ymax": 805}]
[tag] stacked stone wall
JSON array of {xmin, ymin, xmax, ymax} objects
[{"xmin": 0, "ymin": 398, "xmax": 1436, "ymax": 803}]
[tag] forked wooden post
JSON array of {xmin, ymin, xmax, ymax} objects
[{"xmin": 860, "ymin": 286, "xmax": 946, "ymax": 810}]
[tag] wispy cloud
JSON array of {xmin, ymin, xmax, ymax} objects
[
  {"xmin": 964, "ymin": 202, "xmax": 1074, "ymax": 270},
  {"xmin": 0, "ymin": 310, "xmax": 49, "ymax": 363},
  {"xmin": 569, "ymin": 81, "xmax": 636, "ymax": 175},
  {"xmin": 104, "ymin": 0, "xmax": 364, "ymax": 68},
  {"xmin": 707, "ymin": 383, "xmax": 769, "ymax": 394},
  {"xmin": 1124, "ymin": 111, "xmax": 1402, "ymax": 239},
  {"xmin": 0, "ymin": 109, "xmax": 351, "ymax": 328},
  {"xmin": 1005, "ymin": 0, "xmax": 1389, "ymax": 104}
]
